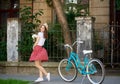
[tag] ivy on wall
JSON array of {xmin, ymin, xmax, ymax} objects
[{"xmin": 116, "ymin": 0, "xmax": 120, "ymax": 10}]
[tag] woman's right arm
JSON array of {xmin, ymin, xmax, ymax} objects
[{"xmin": 33, "ymin": 36, "xmax": 40, "ymax": 49}]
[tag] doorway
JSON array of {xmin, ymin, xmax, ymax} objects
[
  {"xmin": 110, "ymin": 0, "xmax": 120, "ymax": 65},
  {"xmin": 0, "ymin": 0, "xmax": 19, "ymax": 28}
]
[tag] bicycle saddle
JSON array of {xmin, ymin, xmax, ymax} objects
[{"xmin": 83, "ymin": 50, "xmax": 93, "ymax": 54}]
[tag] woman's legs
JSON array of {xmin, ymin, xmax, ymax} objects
[
  {"xmin": 35, "ymin": 60, "xmax": 48, "ymax": 78},
  {"xmin": 34, "ymin": 60, "xmax": 50, "ymax": 82},
  {"xmin": 39, "ymin": 70, "xmax": 43, "ymax": 78}
]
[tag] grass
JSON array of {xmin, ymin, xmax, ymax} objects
[{"xmin": 0, "ymin": 79, "xmax": 30, "ymax": 84}]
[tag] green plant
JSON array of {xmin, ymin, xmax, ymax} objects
[
  {"xmin": 0, "ymin": 41, "xmax": 7, "ymax": 61},
  {"xmin": 0, "ymin": 25, "xmax": 7, "ymax": 61},
  {"xmin": 19, "ymin": 6, "xmax": 43, "ymax": 61},
  {"xmin": 63, "ymin": 0, "xmax": 89, "ymax": 16},
  {"xmin": 0, "ymin": 79, "xmax": 29, "ymax": 84},
  {"xmin": 46, "ymin": 0, "xmax": 53, "ymax": 7},
  {"xmin": 116, "ymin": 0, "xmax": 120, "ymax": 10}
]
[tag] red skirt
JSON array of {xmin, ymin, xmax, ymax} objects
[{"xmin": 29, "ymin": 45, "xmax": 48, "ymax": 62}]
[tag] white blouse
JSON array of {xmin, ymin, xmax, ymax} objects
[{"xmin": 37, "ymin": 32, "xmax": 45, "ymax": 46}]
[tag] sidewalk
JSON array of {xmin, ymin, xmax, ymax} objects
[
  {"xmin": 0, "ymin": 73, "xmax": 120, "ymax": 84},
  {"xmin": 0, "ymin": 74, "xmax": 37, "ymax": 81},
  {"xmin": 0, "ymin": 64, "xmax": 120, "ymax": 84},
  {"xmin": 0, "ymin": 67, "xmax": 120, "ymax": 81},
  {"xmin": 105, "ymin": 68, "xmax": 120, "ymax": 76}
]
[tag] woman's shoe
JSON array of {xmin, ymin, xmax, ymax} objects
[
  {"xmin": 35, "ymin": 77, "xmax": 44, "ymax": 82},
  {"xmin": 46, "ymin": 73, "xmax": 50, "ymax": 81}
]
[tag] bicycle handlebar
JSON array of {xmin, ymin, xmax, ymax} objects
[
  {"xmin": 64, "ymin": 44, "xmax": 73, "ymax": 51},
  {"xmin": 72, "ymin": 40, "xmax": 83, "ymax": 47},
  {"xmin": 64, "ymin": 40, "xmax": 83, "ymax": 52}
]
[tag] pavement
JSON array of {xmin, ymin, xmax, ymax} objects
[
  {"xmin": 0, "ymin": 73, "xmax": 120, "ymax": 84},
  {"xmin": 0, "ymin": 67, "xmax": 120, "ymax": 84}
]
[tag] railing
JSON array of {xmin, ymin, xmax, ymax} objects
[
  {"xmin": 92, "ymin": 25, "xmax": 110, "ymax": 64},
  {"xmin": 17, "ymin": 31, "xmax": 65, "ymax": 62},
  {"xmin": 0, "ymin": 24, "xmax": 120, "ymax": 66},
  {"xmin": 0, "ymin": 24, "xmax": 76, "ymax": 62},
  {"xmin": 45, "ymin": 30, "xmax": 67, "ymax": 62},
  {"xmin": 92, "ymin": 25, "xmax": 120, "ymax": 66}
]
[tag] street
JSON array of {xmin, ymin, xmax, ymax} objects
[
  {"xmin": 32, "ymin": 76, "xmax": 120, "ymax": 84},
  {"xmin": 0, "ymin": 74, "xmax": 120, "ymax": 84}
]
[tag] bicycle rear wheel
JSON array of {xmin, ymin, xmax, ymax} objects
[
  {"xmin": 86, "ymin": 59, "xmax": 105, "ymax": 84},
  {"xmin": 58, "ymin": 59, "xmax": 77, "ymax": 82}
]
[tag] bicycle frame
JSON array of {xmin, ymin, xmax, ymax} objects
[
  {"xmin": 64, "ymin": 41, "xmax": 97, "ymax": 75},
  {"xmin": 67, "ymin": 51, "xmax": 96, "ymax": 75}
]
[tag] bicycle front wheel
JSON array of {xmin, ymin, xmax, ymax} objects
[
  {"xmin": 58, "ymin": 59, "xmax": 77, "ymax": 82},
  {"xmin": 86, "ymin": 59, "xmax": 105, "ymax": 84}
]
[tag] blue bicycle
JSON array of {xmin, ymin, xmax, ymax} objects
[{"xmin": 58, "ymin": 41, "xmax": 105, "ymax": 84}]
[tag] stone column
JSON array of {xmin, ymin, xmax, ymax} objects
[
  {"xmin": 75, "ymin": 17, "xmax": 95, "ymax": 60},
  {"xmin": 7, "ymin": 18, "xmax": 21, "ymax": 62}
]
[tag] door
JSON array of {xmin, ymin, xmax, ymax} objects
[
  {"xmin": 110, "ymin": 0, "xmax": 120, "ymax": 65},
  {"xmin": 0, "ymin": 0, "xmax": 19, "ymax": 28}
]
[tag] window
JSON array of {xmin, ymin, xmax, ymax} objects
[{"xmin": 0, "ymin": 0, "xmax": 19, "ymax": 28}]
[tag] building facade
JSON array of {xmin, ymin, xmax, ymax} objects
[
  {"xmin": 0, "ymin": 0, "xmax": 120, "ymax": 65},
  {"xmin": 0, "ymin": 0, "xmax": 119, "ymax": 28}
]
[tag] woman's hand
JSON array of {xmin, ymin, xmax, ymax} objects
[
  {"xmin": 33, "ymin": 44, "xmax": 35, "ymax": 50},
  {"xmin": 32, "ymin": 34, "xmax": 40, "ymax": 50}
]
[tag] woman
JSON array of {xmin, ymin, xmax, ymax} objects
[{"xmin": 29, "ymin": 23, "xmax": 50, "ymax": 82}]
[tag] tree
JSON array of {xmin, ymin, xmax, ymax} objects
[{"xmin": 52, "ymin": 0, "xmax": 72, "ymax": 45}]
